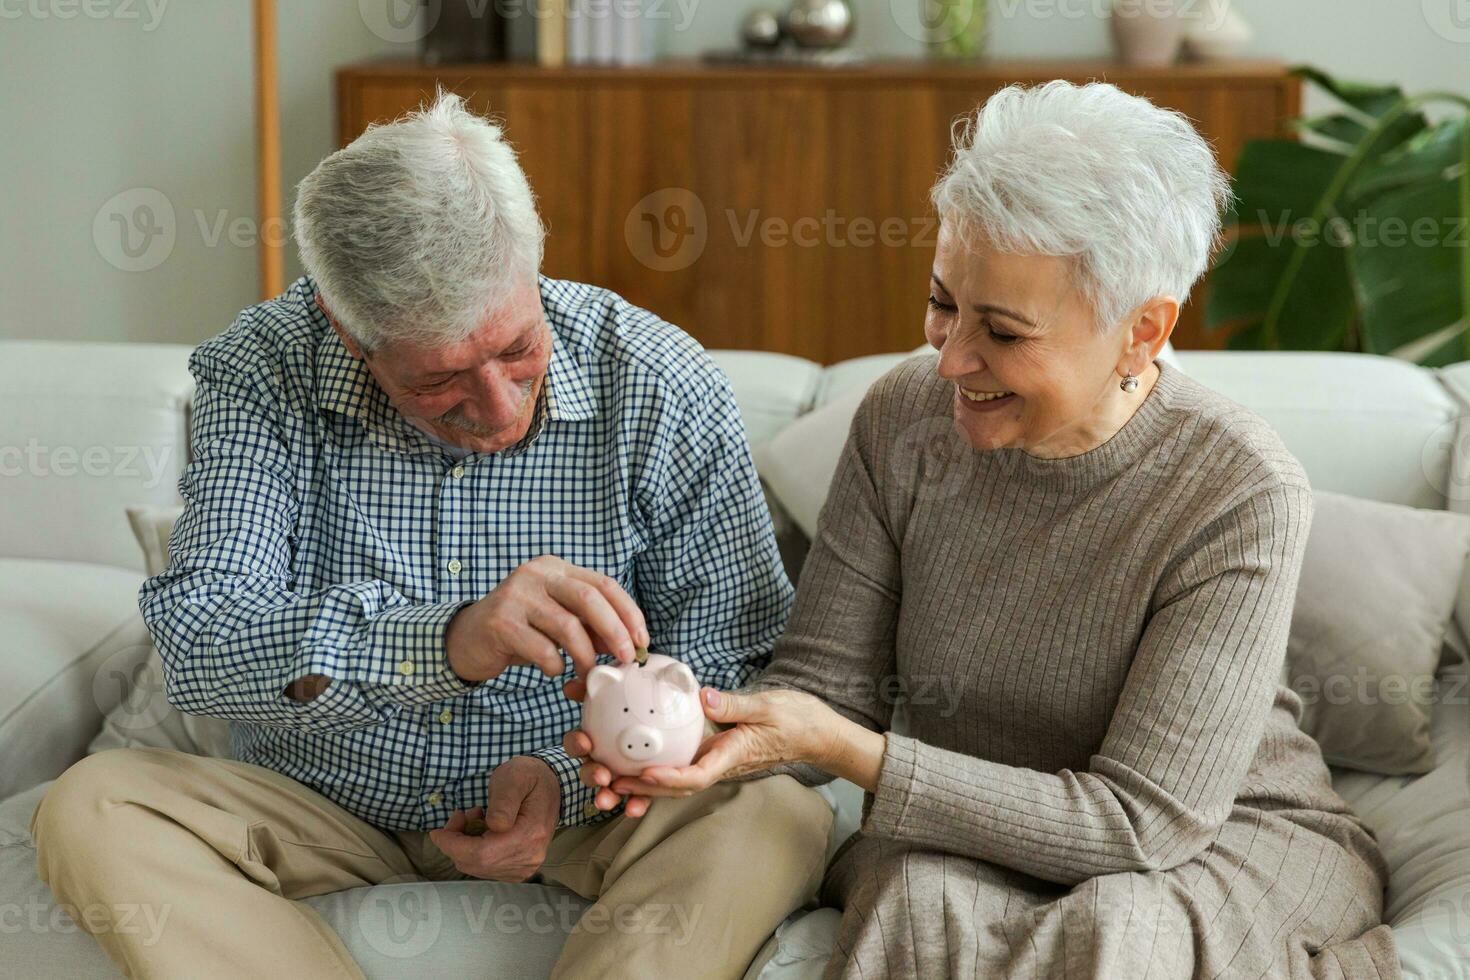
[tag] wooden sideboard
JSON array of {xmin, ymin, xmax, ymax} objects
[{"xmin": 337, "ymin": 59, "xmax": 1300, "ymax": 362}]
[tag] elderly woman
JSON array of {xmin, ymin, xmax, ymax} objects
[{"xmin": 570, "ymin": 81, "xmax": 1399, "ymax": 977}]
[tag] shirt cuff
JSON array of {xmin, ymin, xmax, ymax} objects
[
  {"xmin": 860, "ymin": 730, "xmax": 915, "ymax": 838},
  {"xmin": 529, "ymin": 744, "xmax": 621, "ymax": 829},
  {"xmin": 352, "ymin": 600, "xmax": 478, "ymax": 707}
]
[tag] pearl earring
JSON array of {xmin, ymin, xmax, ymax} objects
[{"xmin": 1120, "ymin": 374, "xmax": 1140, "ymax": 393}]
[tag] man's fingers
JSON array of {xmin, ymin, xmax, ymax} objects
[
  {"xmin": 625, "ymin": 796, "xmax": 651, "ymax": 818},
  {"xmin": 545, "ymin": 573, "xmax": 636, "ymax": 662},
  {"xmin": 563, "ymin": 677, "xmax": 587, "ymax": 703},
  {"xmin": 594, "ymin": 787, "xmax": 623, "ymax": 811},
  {"xmin": 527, "ymin": 604, "xmax": 598, "ymax": 677},
  {"xmin": 506, "ymin": 623, "xmax": 567, "ymax": 678},
  {"xmin": 486, "ymin": 770, "xmax": 529, "ymax": 834},
  {"xmin": 566, "ymin": 566, "xmax": 649, "ymax": 652}
]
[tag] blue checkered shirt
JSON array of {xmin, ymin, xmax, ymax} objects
[{"xmin": 138, "ymin": 275, "xmax": 793, "ymax": 832}]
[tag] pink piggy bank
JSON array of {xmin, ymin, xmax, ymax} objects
[{"xmin": 582, "ymin": 653, "xmax": 705, "ymax": 777}]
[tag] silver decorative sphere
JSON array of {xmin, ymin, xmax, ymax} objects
[
  {"xmin": 740, "ymin": 7, "xmax": 784, "ymax": 49},
  {"xmin": 784, "ymin": 0, "xmax": 854, "ymax": 49}
]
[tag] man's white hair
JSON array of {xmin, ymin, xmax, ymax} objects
[
  {"xmin": 931, "ymin": 80, "xmax": 1233, "ymax": 333},
  {"xmin": 294, "ymin": 90, "xmax": 545, "ymax": 351}
]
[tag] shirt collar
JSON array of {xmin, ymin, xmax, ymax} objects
[{"xmin": 311, "ymin": 282, "xmax": 597, "ymax": 456}]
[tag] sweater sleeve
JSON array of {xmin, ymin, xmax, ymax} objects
[
  {"xmin": 725, "ymin": 384, "xmax": 904, "ymax": 788},
  {"xmin": 862, "ymin": 481, "xmax": 1314, "ymax": 886}
]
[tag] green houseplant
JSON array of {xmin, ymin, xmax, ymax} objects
[{"xmin": 1207, "ymin": 66, "xmax": 1469, "ymax": 364}]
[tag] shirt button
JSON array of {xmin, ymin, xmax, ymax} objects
[
  {"xmin": 451, "ymin": 465, "xmax": 465, "ymax": 480},
  {"xmin": 447, "ymin": 559, "xmax": 463, "ymax": 574},
  {"xmin": 437, "ymin": 708, "xmax": 453, "ymax": 725},
  {"xmin": 427, "ymin": 791, "xmax": 443, "ymax": 805},
  {"xmin": 396, "ymin": 660, "xmax": 415, "ymax": 676}
]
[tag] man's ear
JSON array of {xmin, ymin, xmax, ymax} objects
[{"xmin": 316, "ymin": 293, "xmax": 367, "ymax": 361}]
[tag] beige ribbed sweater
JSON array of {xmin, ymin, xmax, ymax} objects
[{"xmin": 742, "ymin": 355, "xmax": 1398, "ymax": 979}]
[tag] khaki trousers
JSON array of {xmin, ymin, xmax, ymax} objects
[{"xmin": 29, "ymin": 746, "xmax": 833, "ymax": 980}]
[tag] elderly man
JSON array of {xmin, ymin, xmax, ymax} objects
[{"xmin": 30, "ymin": 93, "xmax": 832, "ymax": 979}]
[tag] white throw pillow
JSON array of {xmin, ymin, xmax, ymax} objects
[{"xmin": 88, "ymin": 507, "xmax": 232, "ymax": 760}]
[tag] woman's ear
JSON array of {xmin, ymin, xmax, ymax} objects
[{"xmin": 1118, "ymin": 295, "xmax": 1179, "ymax": 377}]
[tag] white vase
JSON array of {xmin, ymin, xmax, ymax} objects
[
  {"xmin": 1181, "ymin": 0, "xmax": 1253, "ymax": 61},
  {"xmin": 1110, "ymin": 0, "xmax": 1184, "ymax": 67}
]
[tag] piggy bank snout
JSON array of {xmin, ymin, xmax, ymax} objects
[{"xmin": 617, "ymin": 725, "xmax": 665, "ymax": 762}]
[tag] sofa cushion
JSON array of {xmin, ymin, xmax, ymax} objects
[
  {"xmin": 0, "ymin": 559, "xmax": 147, "ymax": 799},
  {"xmin": 1174, "ymin": 351, "xmax": 1455, "ymax": 510},
  {"xmin": 706, "ymin": 350, "xmax": 823, "ymax": 448},
  {"xmin": 1286, "ymin": 492, "xmax": 1470, "ymax": 775},
  {"xmin": 1330, "ymin": 659, "xmax": 1470, "ymax": 980},
  {"xmin": 87, "ymin": 507, "xmax": 233, "ymax": 761},
  {"xmin": 0, "ymin": 341, "xmax": 194, "ymax": 572},
  {"xmin": 0, "ymin": 780, "xmax": 593, "ymax": 979}
]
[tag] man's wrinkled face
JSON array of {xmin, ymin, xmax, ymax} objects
[{"xmin": 324, "ymin": 279, "xmax": 553, "ymax": 454}]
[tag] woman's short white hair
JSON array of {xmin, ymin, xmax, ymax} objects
[
  {"xmin": 294, "ymin": 90, "xmax": 545, "ymax": 351},
  {"xmin": 931, "ymin": 80, "xmax": 1233, "ymax": 333}
]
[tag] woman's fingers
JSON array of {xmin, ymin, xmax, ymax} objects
[
  {"xmin": 577, "ymin": 760, "xmax": 611, "ymax": 789},
  {"xmin": 563, "ymin": 728, "xmax": 594, "ymax": 758}
]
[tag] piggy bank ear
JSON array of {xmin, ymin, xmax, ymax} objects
[
  {"xmin": 655, "ymin": 662, "xmax": 699, "ymax": 700},
  {"xmin": 586, "ymin": 665, "xmax": 624, "ymax": 701}
]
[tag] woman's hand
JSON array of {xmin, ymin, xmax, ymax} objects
[{"xmin": 608, "ymin": 686, "xmax": 849, "ymax": 798}]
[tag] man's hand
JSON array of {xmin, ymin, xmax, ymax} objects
[
  {"xmin": 428, "ymin": 756, "xmax": 560, "ymax": 882},
  {"xmin": 445, "ymin": 555, "xmax": 649, "ymax": 683}
]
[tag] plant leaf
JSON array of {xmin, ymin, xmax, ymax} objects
[
  {"xmin": 1215, "ymin": 139, "xmax": 1358, "ymax": 348},
  {"xmin": 1291, "ymin": 66, "xmax": 1412, "ymax": 119},
  {"xmin": 1350, "ymin": 118, "xmax": 1469, "ymax": 205},
  {"xmin": 1351, "ymin": 178, "xmax": 1470, "ymax": 360}
]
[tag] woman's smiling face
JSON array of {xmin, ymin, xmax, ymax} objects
[{"xmin": 924, "ymin": 223, "xmax": 1154, "ymax": 458}]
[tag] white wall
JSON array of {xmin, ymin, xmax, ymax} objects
[
  {"xmin": 0, "ymin": 2, "xmax": 407, "ymax": 346},
  {"xmin": 1, "ymin": 1, "xmax": 1463, "ymax": 346}
]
